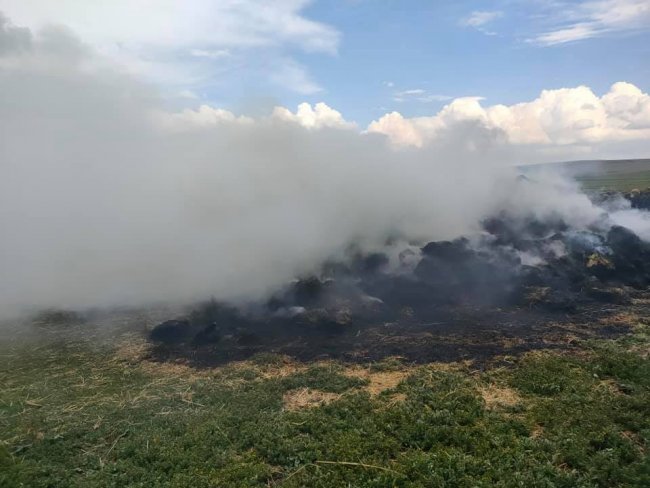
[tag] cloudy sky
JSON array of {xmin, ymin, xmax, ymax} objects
[{"xmin": 0, "ymin": 0, "xmax": 649, "ymax": 157}]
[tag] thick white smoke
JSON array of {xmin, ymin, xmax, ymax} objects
[
  {"xmin": 0, "ymin": 15, "xmax": 647, "ymax": 316},
  {"xmin": 0, "ymin": 16, "xmax": 508, "ymax": 314}
]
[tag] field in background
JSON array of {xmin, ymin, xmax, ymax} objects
[
  {"xmin": 2, "ymin": 315, "xmax": 649, "ymax": 487},
  {"xmin": 523, "ymin": 158, "xmax": 650, "ymax": 192},
  {"xmin": 579, "ymin": 169, "xmax": 650, "ymax": 192}
]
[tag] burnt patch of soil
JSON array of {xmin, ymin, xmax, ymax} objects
[{"xmin": 147, "ymin": 293, "xmax": 645, "ymax": 369}]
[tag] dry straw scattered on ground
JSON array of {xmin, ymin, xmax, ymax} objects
[
  {"xmin": 342, "ymin": 367, "xmax": 410, "ymax": 396},
  {"xmin": 478, "ymin": 384, "xmax": 522, "ymax": 410},
  {"xmin": 283, "ymin": 388, "xmax": 341, "ymax": 411},
  {"xmin": 599, "ymin": 312, "xmax": 641, "ymax": 326}
]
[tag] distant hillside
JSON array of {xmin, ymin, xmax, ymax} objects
[{"xmin": 521, "ymin": 159, "xmax": 650, "ymax": 191}]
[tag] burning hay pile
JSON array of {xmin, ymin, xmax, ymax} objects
[{"xmin": 149, "ymin": 189, "xmax": 650, "ymax": 364}]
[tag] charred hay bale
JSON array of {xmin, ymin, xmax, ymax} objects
[
  {"xmin": 320, "ymin": 260, "xmax": 352, "ymax": 278},
  {"xmin": 363, "ymin": 275, "xmax": 436, "ymax": 312},
  {"xmin": 189, "ymin": 300, "xmax": 259, "ymax": 345},
  {"xmin": 358, "ymin": 293, "xmax": 386, "ymax": 315},
  {"xmin": 482, "ymin": 214, "xmax": 567, "ymax": 249},
  {"xmin": 416, "ymin": 238, "xmax": 522, "ymax": 306},
  {"xmin": 189, "ymin": 300, "xmax": 244, "ymax": 329},
  {"xmin": 482, "ymin": 216, "xmax": 518, "ymax": 246},
  {"xmin": 626, "ymin": 189, "xmax": 650, "ymax": 210},
  {"xmin": 607, "ymin": 226, "xmax": 645, "ymax": 256},
  {"xmin": 151, "ymin": 300, "xmax": 251, "ymax": 345},
  {"xmin": 589, "ymin": 191, "xmax": 614, "ymax": 208},
  {"xmin": 519, "ymin": 265, "xmax": 548, "ymax": 287},
  {"xmin": 519, "ymin": 264, "xmax": 572, "ymax": 288},
  {"xmin": 292, "ymin": 277, "xmax": 327, "ymax": 306},
  {"xmin": 520, "ymin": 286, "xmax": 578, "ymax": 313},
  {"xmin": 547, "ymin": 256, "xmax": 593, "ymax": 286},
  {"xmin": 421, "ymin": 238, "xmax": 474, "ymax": 262},
  {"xmin": 585, "ymin": 252, "xmax": 615, "ymax": 280},
  {"xmin": 149, "ymin": 319, "xmax": 193, "ymax": 344},
  {"xmin": 398, "ymin": 248, "xmax": 420, "ymax": 269},
  {"xmin": 526, "ymin": 217, "xmax": 568, "ymax": 238},
  {"xmin": 564, "ymin": 231, "xmax": 608, "ymax": 257},
  {"xmin": 605, "ymin": 226, "xmax": 650, "ymax": 287},
  {"xmin": 281, "ymin": 277, "xmax": 364, "ymax": 310},
  {"xmin": 415, "ymin": 239, "xmax": 474, "ymax": 286},
  {"xmin": 289, "ymin": 307, "xmax": 353, "ymax": 333},
  {"xmin": 294, "ymin": 307, "xmax": 331, "ymax": 325},
  {"xmin": 192, "ymin": 322, "xmax": 222, "ymax": 345},
  {"xmin": 351, "ymin": 252, "xmax": 390, "ymax": 276}
]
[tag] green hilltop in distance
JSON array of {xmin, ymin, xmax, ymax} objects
[{"xmin": 520, "ymin": 158, "xmax": 650, "ymax": 192}]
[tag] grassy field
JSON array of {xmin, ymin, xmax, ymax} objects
[
  {"xmin": 1, "ymin": 317, "xmax": 649, "ymax": 487},
  {"xmin": 521, "ymin": 158, "xmax": 650, "ymax": 191},
  {"xmin": 577, "ymin": 170, "xmax": 650, "ymax": 192}
]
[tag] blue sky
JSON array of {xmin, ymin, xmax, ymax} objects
[
  {"xmin": 301, "ymin": 0, "xmax": 650, "ymax": 124},
  {"xmin": 0, "ymin": 0, "xmax": 649, "ymax": 126}
]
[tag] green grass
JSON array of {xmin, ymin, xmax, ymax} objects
[
  {"xmin": 577, "ymin": 169, "xmax": 650, "ymax": 192},
  {"xmin": 1, "ymin": 324, "xmax": 649, "ymax": 487}
]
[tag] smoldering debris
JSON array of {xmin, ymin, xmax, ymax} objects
[
  {"xmin": 598, "ymin": 189, "xmax": 650, "ymax": 211},
  {"xmin": 146, "ymin": 189, "xmax": 650, "ymax": 365},
  {"xmin": 625, "ymin": 189, "xmax": 650, "ymax": 210}
]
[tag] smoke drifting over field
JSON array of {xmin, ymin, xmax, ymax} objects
[{"xmin": 1, "ymin": 14, "xmax": 649, "ymax": 316}]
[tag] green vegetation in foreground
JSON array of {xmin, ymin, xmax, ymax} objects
[{"xmin": 1, "ymin": 323, "xmax": 649, "ymax": 487}]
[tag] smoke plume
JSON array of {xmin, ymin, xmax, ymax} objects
[{"xmin": 0, "ymin": 14, "xmax": 647, "ymax": 316}]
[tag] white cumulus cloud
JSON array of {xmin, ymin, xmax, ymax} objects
[
  {"xmin": 368, "ymin": 82, "xmax": 650, "ymax": 150},
  {"xmin": 272, "ymin": 102, "xmax": 356, "ymax": 130}
]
